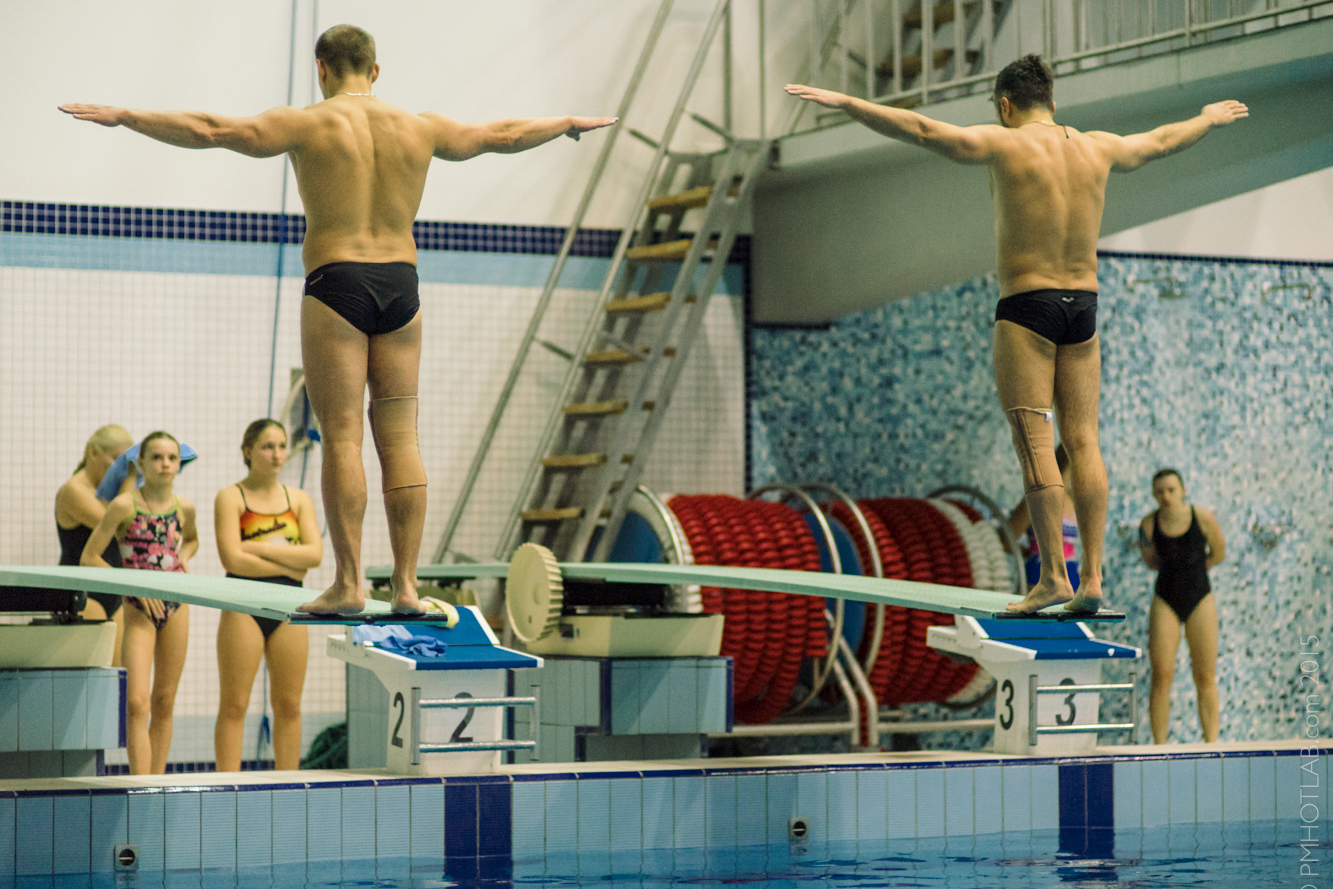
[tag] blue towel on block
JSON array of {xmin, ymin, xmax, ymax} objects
[
  {"xmin": 351, "ymin": 624, "xmax": 446, "ymax": 658},
  {"xmin": 96, "ymin": 442, "xmax": 199, "ymax": 501}
]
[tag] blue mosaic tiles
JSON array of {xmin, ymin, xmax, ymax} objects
[{"xmin": 749, "ymin": 253, "xmax": 1333, "ymax": 744}]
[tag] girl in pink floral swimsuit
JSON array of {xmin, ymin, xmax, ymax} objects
[{"xmin": 82, "ymin": 431, "xmax": 199, "ymax": 775}]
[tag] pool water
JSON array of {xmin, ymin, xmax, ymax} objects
[{"xmin": 36, "ymin": 819, "xmax": 1325, "ymax": 889}]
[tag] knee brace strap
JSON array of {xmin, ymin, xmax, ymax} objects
[
  {"xmin": 369, "ymin": 396, "xmax": 427, "ymax": 493},
  {"xmin": 1005, "ymin": 406, "xmax": 1062, "ymax": 493}
]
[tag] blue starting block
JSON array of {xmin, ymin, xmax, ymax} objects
[
  {"xmin": 927, "ymin": 617, "xmax": 1140, "ymax": 755},
  {"xmin": 328, "ymin": 606, "xmax": 542, "ymax": 775}
]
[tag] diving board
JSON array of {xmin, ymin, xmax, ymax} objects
[
  {"xmin": 367, "ymin": 552, "xmax": 1122, "ymax": 622},
  {"xmin": 0, "ymin": 566, "xmax": 451, "ymax": 625}
]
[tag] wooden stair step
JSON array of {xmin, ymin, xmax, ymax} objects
[
  {"xmin": 607, "ymin": 292, "xmax": 671, "ymax": 314},
  {"xmin": 542, "ymin": 453, "xmax": 607, "ymax": 470},
  {"xmin": 521, "ymin": 507, "xmax": 583, "ymax": 522},
  {"xmin": 563, "ymin": 399, "xmax": 628, "ymax": 417},
  {"xmin": 648, "ymin": 185, "xmax": 713, "ymax": 212},
  {"xmin": 626, "ymin": 239, "xmax": 693, "ymax": 262},
  {"xmin": 584, "ymin": 348, "xmax": 642, "ymax": 366},
  {"xmin": 877, "ymin": 48, "xmax": 979, "ymax": 80},
  {"xmin": 903, "ymin": 1, "xmax": 979, "ymax": 29}
]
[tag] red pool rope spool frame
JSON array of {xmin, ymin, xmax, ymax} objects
[
  {"xmin": 666, "ymin": 495, "xmax": 825, "ymax": 725},
  {"xmin": 854, "ymin": 498, "xmax": 981, "ymax": 707}
]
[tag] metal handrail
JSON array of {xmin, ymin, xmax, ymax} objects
[
  {"xmin": 1027, "ymin": 671, "xmax": 1137, "ymax": 746},
  {"xmin": 434, "ymin": 0, "xmax": 676, "ymax": 562},
  {"xmin": 780, "ymin": 0, "xmax": 1330, "ymax": 132}
]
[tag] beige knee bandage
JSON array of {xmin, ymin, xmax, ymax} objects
[
  {"xmin": 1005, "ymin": 406, "xmax": 1062, "ymax": 492},
  {"xmin": 369, "ymin": 396, "xmax": 427, "ymax": 493}
]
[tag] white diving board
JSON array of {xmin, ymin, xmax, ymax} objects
[
  {"xmin": 368, "ymin": 556, "xmax": 1123, "ymax": 622},
  {"xmin": 0, "ymin": 566, "xmax": 451, "ymax": 625}
]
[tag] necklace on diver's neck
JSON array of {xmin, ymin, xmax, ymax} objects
[
  {"xmin": 1030, "ymin": 118, "xmax": 1069, "ymax": 139},
  {"xmin": 341, "ymin": 92, "xmax": 375, "ymax": 97}
]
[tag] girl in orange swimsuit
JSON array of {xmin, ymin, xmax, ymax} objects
[
  {"xmin": 82, "ymin": 431, "xmax": 198, "ymax": 775},
  {"xmin": 214, "ymin": 419, "xmax": 323, "ymax": 771}
]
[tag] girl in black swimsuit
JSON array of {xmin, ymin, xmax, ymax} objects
[
  {"xmin": 1138, "ymin": 469, "xmax": 1226, "ymax": 744},
  {"xmin": 55, "ymin": 424, "xmax": 135, "ymax": 664}
]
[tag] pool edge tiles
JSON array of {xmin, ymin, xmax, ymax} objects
[{"xmin": 0, "ymin": 740, "xmax": 1327, "ymax": 875}]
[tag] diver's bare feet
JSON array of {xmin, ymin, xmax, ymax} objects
[
  {"xmin": 390, "ymin": 575, "xmax": 423, "ymax": 615},
  {"xmin": 1065, "ymin": 578, "xmax": 1103, "ymax": 613},
  {"xmin": 1006, "ymin": 577, "xmax": 1075, "ymax": 614},
  {"xmin": 296, "ymin": 582, "xmax": 365, "ymax": 615}
]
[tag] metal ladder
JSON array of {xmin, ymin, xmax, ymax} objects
[{"xmin": 436, "ymin": 0, "xmax": 765, "ymax": 565}]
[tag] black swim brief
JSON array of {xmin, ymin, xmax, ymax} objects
[
  {"xmin": 304, "ymin": 261, "xmax": 420, "ymax": 336},
  {"xmin": 994, "ymin": 289, "xmax": 1097, "ymax": 346},
  {"xmin": 225, "ymin": 573, "xmax": 300, "ymax": 641}
]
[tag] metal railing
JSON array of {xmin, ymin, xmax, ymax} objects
[
  {"xmin": 774, "ymin": 0, "xmax": 1331, "ymax": 130},
  {"xmin": 1028, "ymin": 673, "xmax": 1136, "ymax": 746}
]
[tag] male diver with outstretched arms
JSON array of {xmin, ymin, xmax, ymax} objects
[
  {"xmin": 63, "ymin": 24, "xmax": 615, "ymax": 615},
  {"xmin": 787, "ymin": 55, "xmax": 1246, "ymax": 614}
]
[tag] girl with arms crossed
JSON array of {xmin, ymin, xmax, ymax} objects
[{"xmin": 214, "ymin": 420, "xmax": 322, "ymax": 771}]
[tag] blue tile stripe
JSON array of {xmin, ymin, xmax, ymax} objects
[
  {"xmin": 2, "ymin": 746, "xmax": 1323, "ymax": 876},
  {"xmin": 0, "ymin": 199, "xmax": 751, "ymax": 263}
]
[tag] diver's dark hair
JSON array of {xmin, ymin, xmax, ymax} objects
[
  {"xmin": 1152, "ymin": 468, "xmax": 1184, "ymax": 487},
  {"xmin": 315, "ymin": 24, "xmax": 376, "ymax": 78},
  {"xmin": 994, "ymin": 54, "xmax": 1054, "ymax": 112}
]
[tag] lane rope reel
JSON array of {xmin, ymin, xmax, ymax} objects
[{"xmin": 506, "ymin": 543, "xmax": 564, "ymax": 643}]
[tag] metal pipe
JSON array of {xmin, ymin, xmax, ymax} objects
[
  {"xmin": 838, "ymin": 624, "xmax": 881, "ymax": 749},
  {"xmin": 1034, "ymin": 682, "xmax": 1134, "ymax": 693},
  {"xmin": 436, "ymin": 0, "xmax": 676, "ymax": 562},
  {"xmin": 759, "ymin": 0, "xmax": 766, "ymax": 140},
  {"xmin": 724, "ymin": 1, "xmax": 734, "ymax": 135},
  {"xmin": 1128, "ymin": 670, "xmax": 1137, "ymax": 744},
  {"xmin": 418, "ymin": 696, "xmax": 537, "ymax": 708},
  {"xmin": 878, "ymin": 717, "xmax": 993, "ymax": 733},
  {"xmin": 865, "ymin": 0, "xmax": 875, "ymax": 101},
  {"xmin": 798, "ymin": 483, "xmax": 887, "ymax": 680},
  {"xmin": 1035, "ymin": 723, "xmax": 1136, "ymax": 734},
  {"xmin": 892, "ymin": 0, "xmax": 904, "ymax": 96},
  {"xmin": 1028, "ymin": 673, "xmax": 1038, "ymax": 747},
  {"xmin": 955, "ymin": 0, "xmax": 965, "ymax": 82},
  {"xmin": 831, "ymin": 658, "xmax": 862, "ymax": 748},
  {"xmin": 839, "ymin": 0, "xmax": 849, "ymax": 95},
  {"xmin": 748, "ymin": 483, "xmax": 845, "ymax": 701},
  {"xmin": 921, "ymin": 0, "xmax": 933, "ymax": 103},
  {"xmin": 419, "ymin": 740, "xmax": 538, "ymax": 753},
  {"xmin": 411, "ymin": 686, "xmax": 422, "ymax": 765}
]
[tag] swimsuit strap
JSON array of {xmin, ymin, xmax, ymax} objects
[
  {"xmin": 283, "ymin": 485, "xmax": 293, "ymax": 512},
  {"xmin": 236, "ymin": 483, "xmax": 250, "ymax": 510}
]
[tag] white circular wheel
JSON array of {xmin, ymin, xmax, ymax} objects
[{"xmin": 506, "ymin": 543, "xmax": 564, "ymax": 643}]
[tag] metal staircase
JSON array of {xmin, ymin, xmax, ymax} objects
[{"xmin": 436, "ymin": 0, "xmax": 765, "ymax": 565}]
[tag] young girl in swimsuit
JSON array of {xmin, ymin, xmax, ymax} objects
[
  {"xmin": 56, "ymin": 424, "xmax": 135, "ymax": 664},
  {"xmin": 82, "ymin": 431, "xmax": 199, "ymax": 774},
  {"xmin": 214, "ymin": 419, "xmax": 322, "ymax": 771},
  {"xmin": 1138, "ymin": 468, "xmax": 1226, "ymax": 744}
]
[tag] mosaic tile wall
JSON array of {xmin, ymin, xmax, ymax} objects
[{"xmin": 749, "ymin": 253, "xmax": 1333, "ymax": 744}]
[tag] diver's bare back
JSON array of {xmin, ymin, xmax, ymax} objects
[
  {"xmin": 291, "ymin": 95, "xmax": 436, "ymax": 273},
  {"xmin": 989, "ymin": 123, "xmax": 1112, "ymax": 299}
]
